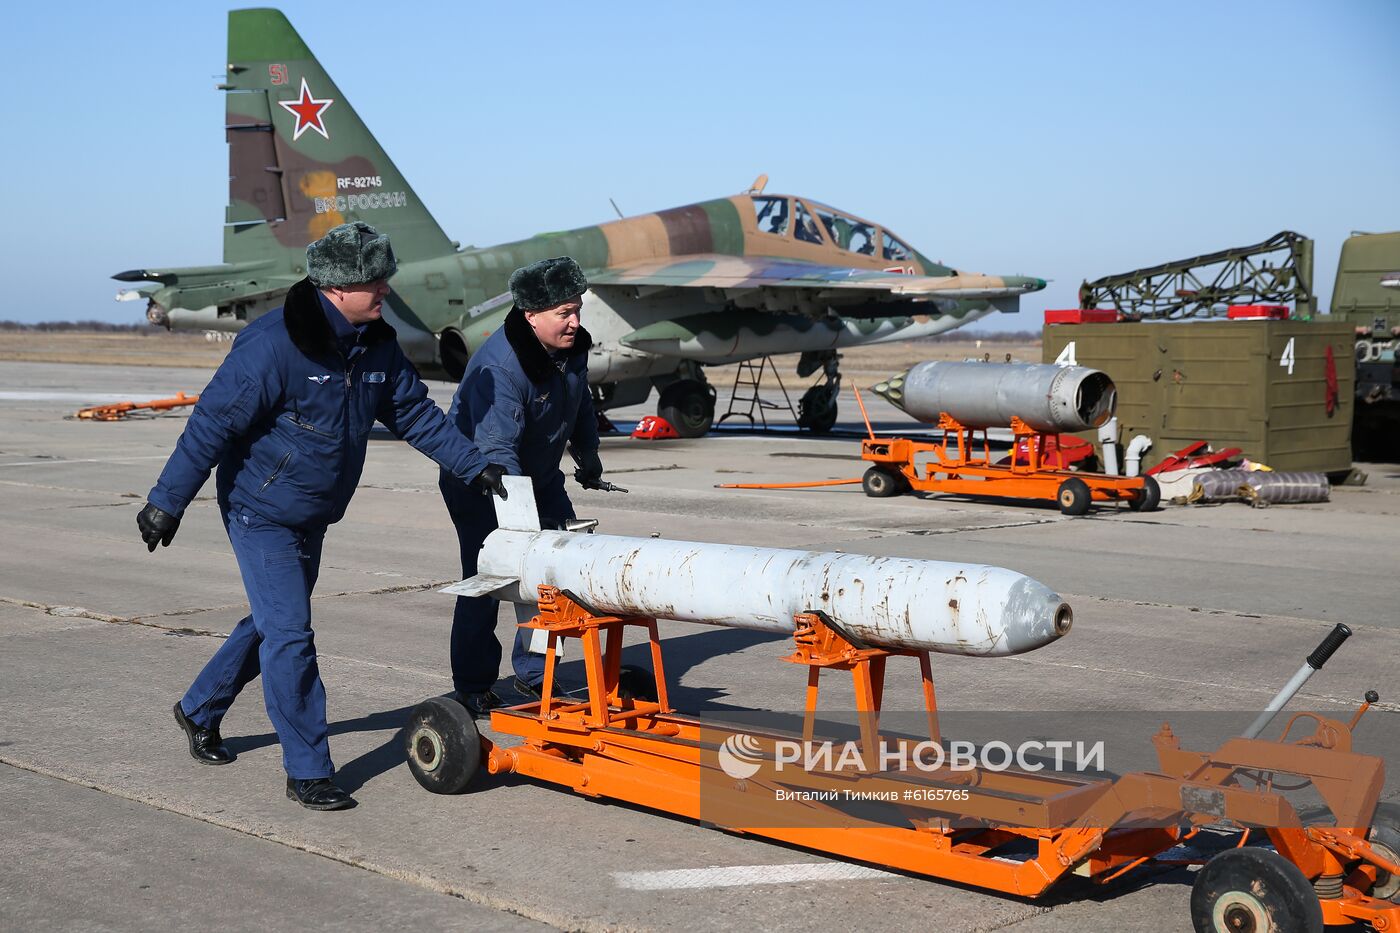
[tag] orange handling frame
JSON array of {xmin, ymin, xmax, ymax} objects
[{"xmin": 857, "ymin": 393, "xmax": 1157, "ymax": 515}]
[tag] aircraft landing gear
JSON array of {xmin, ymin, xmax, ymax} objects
[
  {"xmin": 798, "ymin": 383, "xmax": 839, "ymax": 432},
  {"xmin": 656, "ymin": 365, "xmax": 716, "ymax": 438},
  {"xmin": 796, "ymin": 350, "xmax": 841, "ymax": 433}
]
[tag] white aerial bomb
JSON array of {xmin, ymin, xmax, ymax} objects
[
  {"xmin": 872, "ymin": 361, "xmax": 1117, "ymax": 433},
  {"xmin": 445, "ymin": 477, "xmax": 1072, "ymax": 658}
]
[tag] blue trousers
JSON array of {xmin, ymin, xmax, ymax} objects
[
  {"xmin": 439, "ymin": 470, "xmax": 572, "ymax": 694},
  {"xmin": 179, "ymin": 508, "xmax": 332, "ymax": 780}
]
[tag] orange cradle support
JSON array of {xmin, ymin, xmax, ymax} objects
[
  {"xmin": 859, "ymin": 412, "xmax": 1159, "ymax": 516},
  {"xmin": 406, "ymin": 588, "xmax": 1400, "ymax": 929}
]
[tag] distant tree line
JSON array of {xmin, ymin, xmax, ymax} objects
[
  {"xmin": 0, "ymin": 321, "xmax": 166, "ymax": 333},
  {"xmin": 913, "ymin": 329, "xmax": 1041, "ymax": 343}
]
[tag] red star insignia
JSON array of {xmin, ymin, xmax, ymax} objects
[{"xmin": 277, "ymin": 78, "xmax": 334, "ymax": 141}]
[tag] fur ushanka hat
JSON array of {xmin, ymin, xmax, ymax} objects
[
  {"xmin": 306, "ymin": 221, "xmax": 398, "ymax": 287},
  {"xmin": 509, "ymin": 256, "xmax": 588, "ymax": 311}
]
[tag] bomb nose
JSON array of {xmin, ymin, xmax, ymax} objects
[
  {"xmin": 870, "ymin": 370, "xmax": 909, "ymax": 411},
  {"xmin": 1054, "ymin": 603, "xmax": 1073, "ymax": 636}
]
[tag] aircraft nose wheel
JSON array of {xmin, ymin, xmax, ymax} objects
[
  {"xmin": 1189, "ymin": 847, "xmax": 1323, "ymax": 933},
  {"xmin": 658, "ymin": 379, "xmax": 715, "ymax": 438},
  {"xmin": 797, "ymin": 383, "xmax": 839, "ymax": 433},
  {"xmin": 405, "ymin": 695, "xmax": 481, "ymax": 795}
]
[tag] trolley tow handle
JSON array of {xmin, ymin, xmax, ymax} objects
[
  {"xmin": 852, "ymin": 383, "xmax": 876, "ymax": 440},
  {"xmin": 1348, "ymin": 689, "xmax": 1381, "ymax": 731},
  {"xmin": 1243, "ymin": 623, "xmax": 1352, "ymax": 740}
]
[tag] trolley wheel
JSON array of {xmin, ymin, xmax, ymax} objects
[
  {"xmin": 1190, "ymin": 847, "xmax": 1323, "ymax": 933},
  {"xmin": 1056, "ymin": 477, "xmax": 1091, "ymax": 516},
  {"xmin": 404, "ymin": 695, "xmax": 481, "ymax": 795},
  {"xmin": 618, "ymin": 664, "xmax": 659, "ymax": 702},
  {"xmin": 862, "ymin": 466, "xmax": 905, "ymax": 498},
  {"xmin": 1370, "ymin": 811, "xmax": 1400, "ymax": 902},
  {"xmin": 1128, "ymin": 474, "xmax": 1161, "ymax": 512}
]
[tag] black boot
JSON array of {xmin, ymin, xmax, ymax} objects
[
  {"xmin": 452, "ymin": 689, "xmax": 503, "ymax": 718},
  {"xmin": 173, "ymin": 702, "xmax": 233, "ymax": 765},
  {"xmin": 286, "ymin": 777, "xmax": 356, "ymax": 811}
]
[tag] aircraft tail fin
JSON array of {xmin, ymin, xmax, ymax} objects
[{"xmin": 221, "ymin": 8, "xmax": 456, "ymax": 270}]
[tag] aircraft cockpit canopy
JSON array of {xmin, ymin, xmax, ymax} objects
[
  {"xmin": 751, "ymin": 195, "xmax": 790, "ymax": 236},
  {"xmin": 748, "ymin": 195, "xmax": 917, "ymax": 262},
  {"xmin": 880, "ymin": 230, "xmax": 913, "ymax": 262},
  {"xmin": 811, "ymin": 205, "xmax": 875, "ymax": 256},
  {"xmin": 794, "ymin": 201, "xmax": 823, "ymax": 245}
]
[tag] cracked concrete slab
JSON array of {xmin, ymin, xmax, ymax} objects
[
  {"xmin": 2, "ymin": 360, "xmax": 1398, "ymax": 932},
  {"xmin": 0, "ymin": 765, "xmax": 548, "ymax": 933}
]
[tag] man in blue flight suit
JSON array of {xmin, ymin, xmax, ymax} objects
[
  {"xmin": 136, "ymin": 221, "xmax": 506, "ymax": 811},
  {"xmin": 439, "ymin": 256, "xmax": 604, "ymax": 715}
]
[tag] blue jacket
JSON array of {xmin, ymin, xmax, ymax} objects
[
  {"xmin": 149, "ymin": 278, "xmax": 486, "ymax": 530},
  {"xmin": 447, "ymin": 306, "xmax": 598, "ymax": 511}
]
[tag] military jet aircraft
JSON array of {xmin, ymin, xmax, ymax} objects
[{"xmin": 115, "ymin": 8, "xmax": 1045, "ymax": 436}]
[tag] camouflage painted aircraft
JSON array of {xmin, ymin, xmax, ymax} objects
[{"xmin": 115, "ymin": 8, "xmax": 1045, "ymax": 436}]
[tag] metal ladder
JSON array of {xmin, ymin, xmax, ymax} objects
[{"xmin": 716, "ymin": 356, "xmax": 796, "ymax": 428}]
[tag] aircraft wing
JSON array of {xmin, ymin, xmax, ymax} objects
[
  {"xmin": 594, "ymin": 255, "xmax": 1046, "ymax": 363},
  {"xmin": 587, "ymin": 254, "xmax": 1045, "ymax": 306}
]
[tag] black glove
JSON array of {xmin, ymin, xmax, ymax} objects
[
  {"xmin": 472, "ymin": 464, "xmax": 508, "ymax": 499},
  {"xmin": 572, "ymin": 449, "xmax": 604, "ymax": 489},
  {"xmin": 137, "ymin": 503, "xmax": 180, "ymax": 552}
]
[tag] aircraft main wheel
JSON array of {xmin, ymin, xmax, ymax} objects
[
  {"xmin": 1056, "ymin": 477, "xmax": 1091, "ymax": 516},
  {"xmin": 797, "ymin": 384, "xmax": 839, "ymax": 433},
  {"xmin": 1128, "ymin": 475, "xmax": 1161, "ymax": 512},
  {"xmin": 1370, "ymin": 812, "xmax": 1400, "ymax": 902},
  {"xmin": 1190, "ymin": 847, "xmax": 1322, "ymax": 933},
  {"xmin": 862, "ymin": 466, "xmax": 904, "ymax": 498},
  {"xmin": 404, "ymin": 695, "xmax": 481, "ymax": 795},
  {"xmin": 618, "ymin": 664, "xmax": 659, "ymax": 702},
  {"xmin": 438, "ymin": 329, "xmax": 470, "ymax": 383},
  {"xmin": 658, "ymin": 379, "xmax": 715, "ymax": 438}
]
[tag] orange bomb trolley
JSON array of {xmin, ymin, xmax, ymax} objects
[
  {"xmin": 407, "ymin": 584, "xmax": 1399, "ymax": 932},
  {"xmin": 860, "ymin": 361, "xmax": 1157, "ymax": 515},
  {"xmin": 859, "ymin": 412, "xmax": 1159, "ymax": 515}
]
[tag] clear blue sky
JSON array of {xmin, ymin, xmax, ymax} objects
[{"xmin": 4, "ymin": 0, "xmax": 1397, "ymax": 331}]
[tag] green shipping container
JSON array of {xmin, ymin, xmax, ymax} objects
[{"xmin": 1041, "ymin": 320, "xmax": 1354, "ymax": 473}]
